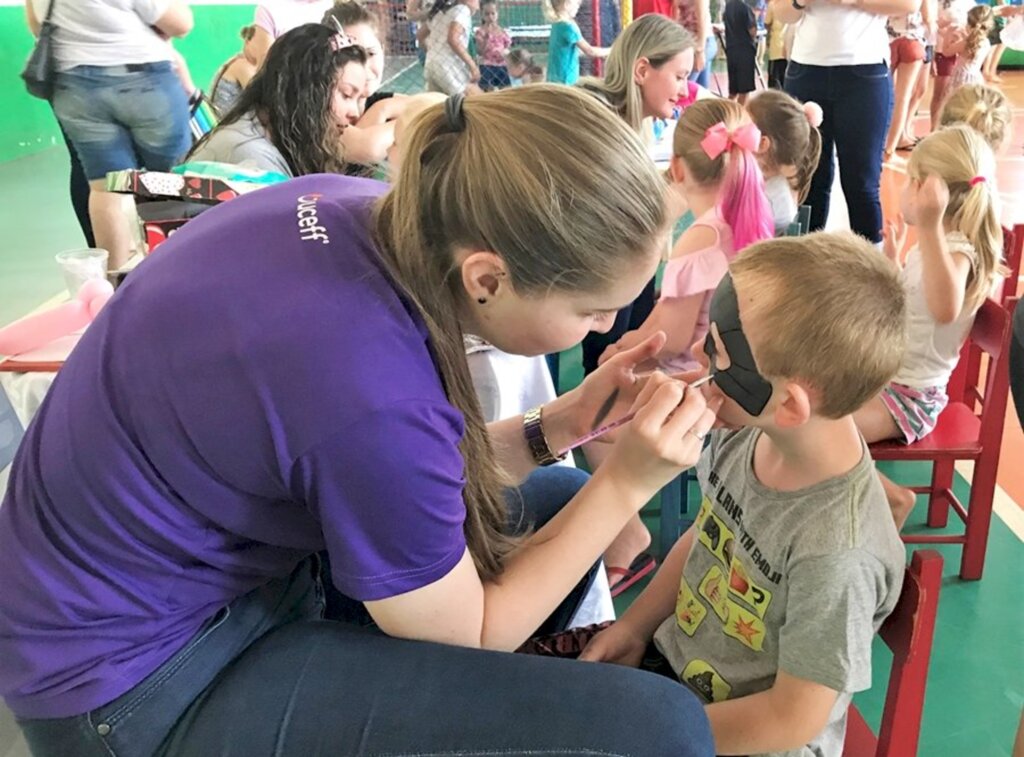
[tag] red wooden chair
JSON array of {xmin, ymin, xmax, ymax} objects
[
  {"xmin": 1001, "ymin": 224, "xmax": 1022, "ymax": 306},
  {"xmin": 843, "ymin": 550, "xmax": 944, "ymax": 757},
  {"xmin": 871, "ymin": 299, "xmax": 1012, "ymax": 579}
]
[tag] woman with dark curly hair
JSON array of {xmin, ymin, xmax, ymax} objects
[{"xmin": 189, "ymin": 23, "xmax": 368, "ymax": 177}]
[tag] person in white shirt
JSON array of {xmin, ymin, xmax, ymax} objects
[
  {"xmin": 25, "ymin": 0, "xmax": 194, "ymax": 270},
  {"xmin": 773, "ymin": 0, "xmax": 917, "ymax": 245}
]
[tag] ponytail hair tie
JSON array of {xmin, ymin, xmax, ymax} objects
[
  {"xmin": 701, "ymin": 122, "xmax": 761, "ymax": 160},
  {"xmin": 444, "ymin": 93, "xmax": 467, "ymax": 132},
  {"xmin": 802, "ymin": 101, "xmax": 824, "ymax": 128},
  {"xmin": 970, "ymin": 175, "xmax": 986, "ymax": 187}
]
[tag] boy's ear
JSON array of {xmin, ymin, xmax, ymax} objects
[{"xmin": 772, "ymin": 380, "xmax": 813, "ymax": 429}]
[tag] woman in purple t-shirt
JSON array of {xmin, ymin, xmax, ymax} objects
[{"xmin": 1, "ymin": 87, "xmax": 717, "ymax": 756}]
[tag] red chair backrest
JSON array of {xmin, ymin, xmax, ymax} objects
[
  {"xmin": 874, "ymin": 550, "xmax": 944, "ymax": 756},
  {"xmin": 945, "ymin": 299, "xmax": 1012, "ymax": 433},
  {"xmin": 1002, "ymin": 224, "xmax": 1023, "ymax": 306}
]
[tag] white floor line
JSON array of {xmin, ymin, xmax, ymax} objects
[{"xmin": 954, "ymin": 460, "xmax": 1024, "ymax": 542}]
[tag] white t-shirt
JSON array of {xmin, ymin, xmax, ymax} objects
[
  {"xmin": 894, "ymin": 232, "xmax": 982, "ymax": 388},
  {"xmin": 790, "ymin": 5, "xmax": 890, "ymax": 66},
  {"xmin": 31, "ymin": 0, "xmax": 175, "ymax": 71},
  {"xmin": 425, "ymin": 4, "xmax": 472, "ymax": 70},
  {"xmin": 253, "ymin": 0, "xmax": 333, "ymax": 39}
]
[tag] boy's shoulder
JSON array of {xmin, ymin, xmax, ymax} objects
[{"xmin": 703, "ymin": 428, "xmax": 905, "ymax": 569}]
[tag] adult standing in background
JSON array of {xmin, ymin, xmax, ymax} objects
[
  {"xmin": 25, "ymin": 0, "xmax": 194, "ymax": 270},
  {"xmin": 633, "ymin": 0, "xmax": 716, "ymax": 88},
  {"xmin": 776, "ymin": 0, "xmax": 917, "ymax": 243},
  {"xmin": 248, "ymin": 0, "xmax": 334, "ymax": 68}
]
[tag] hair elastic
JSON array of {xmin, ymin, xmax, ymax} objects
[
  {"xmin": 444, "ymin": 93, "xmax": 467, "ymax": 132},
  {"xmin": 970, "ymin": 176, "xmax": 986, "ymax": 187}
]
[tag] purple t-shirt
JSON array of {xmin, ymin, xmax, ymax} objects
[{"xmin": 0, "ymin": 175, "xmax": 469, "ymax": 719}]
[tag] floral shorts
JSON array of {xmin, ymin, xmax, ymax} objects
[{"xmin": 880, "ymin": 382, "xmax": 949, "ymax": 444}]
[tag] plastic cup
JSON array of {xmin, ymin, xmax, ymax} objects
[{"xmin": 55, "ymin": 248, "xmax": 109, "ymax": 297}]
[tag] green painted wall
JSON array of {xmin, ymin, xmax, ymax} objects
[{"xmin": 0, "ymin": 4, "xmax": 255, "ymax": 163}]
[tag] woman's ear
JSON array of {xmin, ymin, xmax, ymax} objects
[
  {"xmin": 633, "ymin": 56, "xmax": 650, "ymax": 85},
  {"xmin": 459, "ymin": 250, "xmax": 510, "ymax": 302}
]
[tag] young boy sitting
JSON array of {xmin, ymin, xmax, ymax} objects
[{"xmin": 580, "ymin": 231, "xmax": 909, "ymax": 756}]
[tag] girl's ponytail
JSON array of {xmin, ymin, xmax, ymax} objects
[
  {"xmin": 719, "ymin": 141, "xmax": 775, "ymax": 251},
  {"xmin": 956, "ymin": 177, "xmax": 1004, "ymax": 311}
]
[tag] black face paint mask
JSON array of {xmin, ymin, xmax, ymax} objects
[{"xmin": 703, "ymin": 273, "xmax": 774, "ymax": 416}]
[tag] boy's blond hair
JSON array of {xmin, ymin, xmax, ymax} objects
[
  {"xmin": 940, "ymin": 84, "xmax": 1013, "ymax": 154},
  {"xmin": 731, "ymin": 232, "xmax": 907, "ymax": 419}
]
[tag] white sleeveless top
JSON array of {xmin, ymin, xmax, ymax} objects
[{"xmin": 893, "ymin": 232, "xmax": 981, "ymax": 389}]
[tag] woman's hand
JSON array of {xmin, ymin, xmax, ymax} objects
[
  {"xmin": 579, "ymin": 622, "xmax": 649, "ymax": 668},
  {"xmin": 469, "ymin": 61, "xmax": 482, "ymax": 82},
  {"xmin": 596, "ymin": 371, "xmax": 720, "ymax": 497},
  {"xmin": 882, "ymin": 213, "xmax": 907, "ymax": 266}
]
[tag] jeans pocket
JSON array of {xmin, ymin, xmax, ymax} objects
[
  {"xmin": 95, "ymin": 606, "xmax": 232, "ymax": 731},
  {"xmin": 784, "ymin": 61, "xmax": 808, "ymax": 82},
  {"xmin": 848, "ymin": 62, "xmax": 891, "ymax": 81}
]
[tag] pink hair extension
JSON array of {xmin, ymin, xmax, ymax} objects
[{"xmin": 717, "ymin": 145, "xmax": 775, "ymax": 252}]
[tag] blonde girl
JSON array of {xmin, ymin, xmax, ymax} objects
[
  {"xmin": 940, "ymin": 82, "xmax": 1013, "ymax": 154},
  {"xmin": 947, "ymin": 5, "xmax": 995, "ymax": 89},
  {"xmin": 855, "ymin": 125, "xmax": 1004, "ymax": 526}
]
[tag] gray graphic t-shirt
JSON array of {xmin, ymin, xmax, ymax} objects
[{"xmin": 653, "ymin": 427, "xmax": 905, "ymax": 757}]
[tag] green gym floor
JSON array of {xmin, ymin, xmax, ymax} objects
[{"xmin": 0, "ymin": 145, "xmax": 1021, "ymax": 757}]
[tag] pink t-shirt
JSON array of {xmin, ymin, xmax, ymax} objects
[
  {"xmin": 658, "ymin": 207, "xmax": 735, "ymax": 372},
  {"xmin": 254, "ymin": 0, "xmax": 333, "ymax": 39},
  {"xmin": 475, "ymin": 26, "xmax": 512, "ymax": 66}
]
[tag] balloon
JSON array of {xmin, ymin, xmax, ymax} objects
[{"xmin": 0, "ymin": 279, "xmax": 114, "ymax": 357}]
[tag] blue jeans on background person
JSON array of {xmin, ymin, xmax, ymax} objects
[
  {"xmin": 17, "ymin": 467, "xmax": 715, "ymax": 757},
  {"xmin": 51, "ymin": 62, "xmax": 192, "ymax": 181},
  {"xmin": 689, "ymin": 34, "xmax": 719, "ymax": 90},
  {"xmin": 784, "ymin": 60, "xmax": 893, "ymax": 243}
]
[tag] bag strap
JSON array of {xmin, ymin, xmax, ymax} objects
[{"xmin": 40, "ymin": 0, "xmax": 57, "ymax": 25}]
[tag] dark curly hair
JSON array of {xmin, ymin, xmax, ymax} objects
[{"xmin": 189, "ymin": 24, "xmax": 367, "ymax": 176}]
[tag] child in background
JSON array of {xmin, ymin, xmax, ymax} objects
[
  {"xmin": 764, "ymin": 3, "xmax": 787, "ymax": 89},
  {"xmin": 745, "ymin": 90, "xmax": 823, "ymax": 234},
  {"xmin": 507, "ymin": 48, "xmax": 545, "ymax": 83},
  {"xmin": 210, "ymin": 26, "xmax": 259, "ymax": 114},
  {"xmin": 546, "ymin": 0, "xmax": 609, "ymax": 85},
  {"xmin": 475, "ymin": 0, "xmax": 513, "ymax": 89},
  {"xmin": 947, "ymin": 4, "xmax": 995, "ymax": 89},
  {"xmin": 600, "ymin": 98, "xmax": 774, "ymax": 373},
  {"xmin": 930, "ymin": 0, "xmax": 974, "ymax": 130},
  {"xmin": 582, "ymin": 232, "xmax": 908, "ymax": 757},
  {"xmin": 940, "ymin": 83, "xmax": 1013, "ymax": 153},
  {"xmin": 424, "ymin": 0, "xmax": 481, "ymax": 94},
  {"xmin": 723, "ymin": 0, "xmax": 757, "ymax": 103},
  {"xmin": 855, "ymin": 125, "xmax": 1004, "ymax": 525}
]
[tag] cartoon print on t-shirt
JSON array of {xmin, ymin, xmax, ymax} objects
[
  {"xmin": 699, "ymin": 565, "xmax": 729, "ymax": 621},
  {"xmin": 728, "ymin": 556, "xmax": 772, "ymax": 619},
  {"xmin": 723, "ymin": 598, "xmax": 767, "ymax": 651},
  {"xmin": 682, "ymin": 659, "xmax": 733, "ymax": 703},
  {"xmin": 698, "ymin": 506, "xmax": 735, "ymax": 567},
  {"xmin": 675, "ymin": 578, "xmax": 708, "ymax": 635}
]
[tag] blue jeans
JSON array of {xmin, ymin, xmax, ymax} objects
[
  {"xmin": 17, "ymin": 467, "xmax": 715, "ymax": 757},
  {"xmin": 52, "ymin": 62, "xmax": 191, "ymax": 181},
  {"xmin": 689, "ymin": 35, "xmax": 719, "ymax": 90},
  {"xmin": 784, "ymin": 61, "xmax": 893, "ymax": 243}
]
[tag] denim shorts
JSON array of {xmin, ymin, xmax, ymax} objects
[{"xmin": 52, "ymin": 61, "xmax": 192, "ymax": 181}]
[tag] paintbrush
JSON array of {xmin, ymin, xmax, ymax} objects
[{"xmin": 556, "ymin": 374, "xmax": 715, "ymax": 457}]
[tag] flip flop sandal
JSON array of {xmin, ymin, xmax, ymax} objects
[{"xmin": 608, "ymin": 552, "xmax": 657, "ymax": 598}]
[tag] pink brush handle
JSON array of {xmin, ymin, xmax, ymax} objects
[{"xmin": 556, "ymin": 374, "xmax": 713, "ymax": 457}]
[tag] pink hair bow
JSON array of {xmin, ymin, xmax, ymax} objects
[{"xmin": 700, "ymin": 122, "xmax": 762, "ymax": 160}]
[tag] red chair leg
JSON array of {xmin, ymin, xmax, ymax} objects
[
  {"xmin": 960, "ymin": 458, "xmax": 999, "ymax": 580},
  {"xmin": 927, "ymin": 460, "xmax": 954, "ymax": 529}
]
